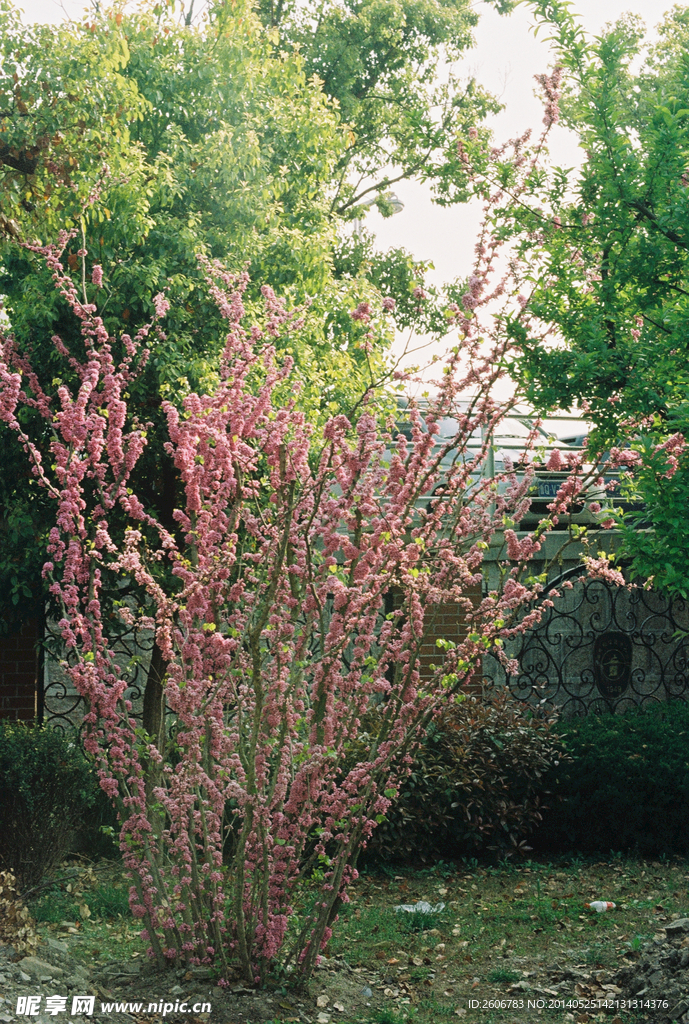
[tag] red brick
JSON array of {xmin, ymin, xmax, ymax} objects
[{"xmin": 0, "ymin": 618, "xmax": 39, "ymax": 721}]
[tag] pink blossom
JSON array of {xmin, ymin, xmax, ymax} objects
[
  {"xmin": 583, "ymin": 556, "xmax": 626, "ymax": 587},
  {"xmin": 535, "ymin": 65, "xmax": 563, "ymax": 128},
  {"xmin": 351, "ymin": 301, "xmax": 372, "ymax": 323},
  {"xmin": 153, "ymin": 293, "xmax": 170, "ymax": 318},
  {"xmin": 546, "ymin": 448, "xmax": 563, "ymax": 471}
]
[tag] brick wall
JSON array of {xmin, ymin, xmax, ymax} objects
[
  {"xmin": 0, "ymin": 619, "xmax": 39, "ymax": 721},
  {"xmin": 416, "ymin": 584, "xmax": 483, "ymax": 685}
]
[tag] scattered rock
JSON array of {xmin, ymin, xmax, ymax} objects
[
  {"xmin": 613, "ymin": 929, "xmax": 689, "ymax": 1023},
  {"xmin": 18, "ymin": 957, "xmax": 64, "ymax": 978},
  {"xmin": 46, "ymin": 938, "xmax": 70, "ymax": 954},
  {"xmin": 666, "ymin": 919, "xmax": 689, "ymax": 938}
]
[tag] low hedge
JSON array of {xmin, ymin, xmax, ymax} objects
[
  {"xmin": 0, "ymin": 722, "xmax": 99, "ymax": 891},
  {"xmin": 533, "ymin": 701, "xmax": 689, "ymax": 856}
]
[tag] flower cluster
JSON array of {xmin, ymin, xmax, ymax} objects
[{"xmin": 534, "ymin": 65, "xmax": 563, "ymax": 129}]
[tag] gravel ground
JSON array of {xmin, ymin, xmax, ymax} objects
[
  {"xmin": 4, "ymin": 910, "xmax": 689, "ymax": 1024},
  {"xmin": 0, "ymin": 932, "xmax": 381, "ymax": 1024}
]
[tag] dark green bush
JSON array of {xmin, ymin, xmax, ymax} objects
[
  {"xmin": 76, "ymin": 784, "xmax": 121, "ymax": 861},
  {"xmin": 364, "ymin": 689, "xmax": 564, "ymax": 864},
  {"xmin": 533, "ymin": 702, "xmax": 689, "ymax": 856},
  {"xmin": 0, "ymin": 722, "xmax": 98, "ymax": 891}
]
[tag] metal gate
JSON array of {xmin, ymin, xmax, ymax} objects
[{"xmin": 486, "ymin": 576, "xmax": 689, "ymax": 717}]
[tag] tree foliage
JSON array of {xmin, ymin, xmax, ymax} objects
[
  {"xmin": 455, "ymin": 0, "xmax": 689, "ymax": 595},
  {"xmin": 256, "ymin": 0, "xmax": 503, "ymax": 214}
]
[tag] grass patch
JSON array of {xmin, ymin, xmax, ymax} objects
[
  {"xmin": 28, "ymin": 853, "xmax": 689, "ymax": 1024},
  {"xmin": 84, "ymin": 884, "xmax": 130, "ymax": 919},
  {"xmin": 30, "ymin": 881, "xmax": 129, "ymax": 923},
  {"xmin": 487, "ymin": 968, "xmax": 520, "ymax": 984},
  {"xmin": 328, "ymin": 853, "xmax": 689, "ymax": 1023},
  {"xmin": 31, "ymin": 885, "xmax": 78, "ymax": 924}
]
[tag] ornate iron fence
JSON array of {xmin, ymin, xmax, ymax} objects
[
  {"xmin": 41, "ymin": 577, "xmax": 689, "ymax": 729},
  {"xmin": 41, "ymin": 624, "xmax": 153, "ymax": 736},
  {"xmin": 486, "ymin": 575, "xmax": 689, "ymax": 716}
]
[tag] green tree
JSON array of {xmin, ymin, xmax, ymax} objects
[
  {"xmin": 457, "ymin": 0, "xmax": 689, "ymax": 595},
  {"xmin": 257, "ymin": 0, "xmax": 503, "ymax": 215}
]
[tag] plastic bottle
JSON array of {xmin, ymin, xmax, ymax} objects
[{"xmin": 585, "ymin": 901, "xmax": 616, "ymax": 912}]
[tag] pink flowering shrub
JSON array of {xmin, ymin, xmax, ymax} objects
[{"xmin": 0, "ymin": 233, "xmax": 586, "ymax": 984}]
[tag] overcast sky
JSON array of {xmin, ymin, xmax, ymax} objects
[{"xmin": 371, "ymin": 0, "xmax": 667, "ymax": 289}]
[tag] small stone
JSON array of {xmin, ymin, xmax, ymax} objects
[
  {"xmin": 333, "ymin": 1003, "xmax": 345, "ymax": 1013},
  {"xmin": 19, "ymin": 958, "xmax": 63, "ymax": 979},
  {"xmin": 360, "ymin": 987, "xmax": 373, "ymax": 998},
  {"xmin": 170, "ymin": 985, "xmax": 183, "ymax": 996},
  {"xmin": 317, "ymin": 1014, "xmax": 331, "ymax": 1024},
  {"xmin": 666, "ymin": 919, "xmax": 689, "ymax": 937},
  {"xmin": 46, "ymin": 938, "xmax": 69, "ymax": 954},
  {"xmin": 316, "ymin": 996, "xmax": 329, "ymax": 1008}
]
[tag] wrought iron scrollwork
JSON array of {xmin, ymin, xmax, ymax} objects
[
  {"xmin": 41, "ymin": 622, "xmax": 154, "ymax": 737},
  {"xmin": 486, "ymin": 577, "xmax": 689, "ymax": 716}
]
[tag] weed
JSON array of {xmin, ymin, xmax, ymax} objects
[
  {"xmin": 416, "ymin": 998, "xmax": 457, "ymax": 1018},
  {"xmin": 487, "ymin": 968, "xmax": 520, "ymax": 984},
  {"xmin": 370, "ymin": 1010, "xmax": 414, "ymax": 1024},
  {"xmin": 30, "ymin": 881, "xmax": 130, "ymax": 924},
  {"xmin": 413, "ymin": 861, "xmax": 456, "ymax": 879},
  {"xmin": 581, "ymin": 942, "xmax": 613, "ymax": 967},
  {"xmin": 399, "ymin": 911, "xmax": 445, "ymax": 934},
  {"xmin": 85, "ymin": 885, "xmax": 130, "ymax": 919},
  {"xmin": 30, "ymin": 886, "xmax": 77, "ymax": 924},
  {"xmin": 459, "ymin": 857, "xmax": 479, "ymax": 873}
]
